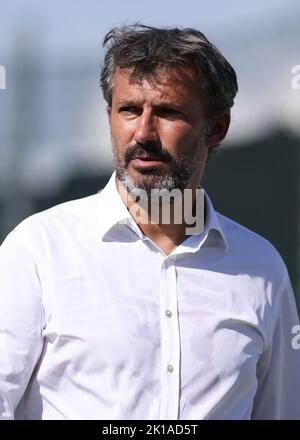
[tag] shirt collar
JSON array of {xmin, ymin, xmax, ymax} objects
[
  {"xmin": 202, "ymin": 189, "xmax": 229, "ymax": 250},
  {"xmin": 95, "ymin": 171, "xmax": 143, "ymax": 240},
  {"xmin": 95, "ymin": 171, "xmax": 228, "ymax": 251}
]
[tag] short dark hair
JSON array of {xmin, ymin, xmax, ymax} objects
[{"xmin": 100, "ymin": 24, "xmax": 238, "ymax": 118}]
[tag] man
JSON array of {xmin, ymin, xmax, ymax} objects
[{"xmin": 0, "ymin": 24, "xmax": 299, "ymax": 420}]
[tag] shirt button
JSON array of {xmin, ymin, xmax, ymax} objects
[
  {"xmin": 167, "ymin": 364, "xmax": 174, "ymax": 373},
  {"xmin": 165, "ymin": 309, "xmax": 172, "ymax": 318}
]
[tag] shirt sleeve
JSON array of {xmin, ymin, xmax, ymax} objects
[
  {"xmin": 251, "ymin": 272, "xmax": 300, "ymax": 419},
  {"xmin": 0, "ymin": 231, "xmax": 44, "ymax": 419}
]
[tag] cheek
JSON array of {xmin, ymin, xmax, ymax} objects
[
  {"xmin": 162, "ymin": 123, "xmax": 201, "ymax": 150},
  {"xmin": 111, "ymin": 119, "xmax": 135, "ymax": 146}
]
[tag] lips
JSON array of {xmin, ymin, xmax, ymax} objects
[
  {"xmin": 130, "ymin": 156, "xmax": 165, "ymax": 168},
  {"xmin": 132, "ymin": 155, "xmax": 165, "ymax": 162}
]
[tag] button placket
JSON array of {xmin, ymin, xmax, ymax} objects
[{"xmin": 159, "ymin": 258, "xmax": 181, "ymax": 420}]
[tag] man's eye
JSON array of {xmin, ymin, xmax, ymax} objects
[
  {"xmin": 119, "ymin": 106, "xmax": 140, "ymax": 114},
  {"xmin": 157, "ymin": 108, "xmax": 182, "ymax": 117}
]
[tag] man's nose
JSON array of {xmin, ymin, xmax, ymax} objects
[{"xmin": 134, "ymin": 111, "xmax": 159, "ymax": 144}]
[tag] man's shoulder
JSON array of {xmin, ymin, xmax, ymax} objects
[
  {"xmin": 217, "ymin": 210, "xmax": 283, "ymax": 258},
  {"xmin": 216, "ymin": 211, "xmax": 288, "ymax": 282},
  {"xmin": 8, "ymin": 194, "xmax": 99, "ymax": 246}
]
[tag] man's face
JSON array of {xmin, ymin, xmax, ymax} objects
[{"xmin": 108, "ymin": 66, "xmax": 210, "ymax": 195}]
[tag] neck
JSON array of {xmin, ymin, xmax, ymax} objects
[{"xmin": 116, "ymin": 177, "xmax": 204, "ymax": 255}]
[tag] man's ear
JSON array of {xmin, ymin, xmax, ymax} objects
[
  {"xmin": 107, "ymin": 105, "xmax": 112, "ymax": 123},
  {"xmin": 206, "ymin": 111, "xmax": 231, "ymax": 149}
]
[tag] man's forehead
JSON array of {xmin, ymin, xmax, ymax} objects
[{"xmin": 112, "ymin": 66, "xmax": 201, "ymax": 101}]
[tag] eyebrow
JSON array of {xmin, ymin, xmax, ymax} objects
[
  {"xmin": 115, "ymin": 100, "xmax": 186, "ymax": 110},
  {"xmin": 115, "ymin": 100, "xmax": 142, "ymax": 107}
]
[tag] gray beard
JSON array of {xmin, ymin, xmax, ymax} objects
[
  {"xmin": 112, "ymin": 131, "xmax": 207, "ymax": 199},
  {"xmin": 116, "ymin": 167, "xmax": 193, "ymax": 200}
]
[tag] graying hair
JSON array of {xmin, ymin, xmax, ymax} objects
[{"xmin": 100, "ymin": 24, "xmax": 238, "ymax": 118}]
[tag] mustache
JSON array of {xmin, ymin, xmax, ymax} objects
[{"xmin": 124, "ymin": 142, "xmax": 173, "ymax": 166}]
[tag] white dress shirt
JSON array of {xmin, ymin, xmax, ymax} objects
[{"xmin": 0, "ymin": 171, "xmax": 299, "ymax": 420}]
